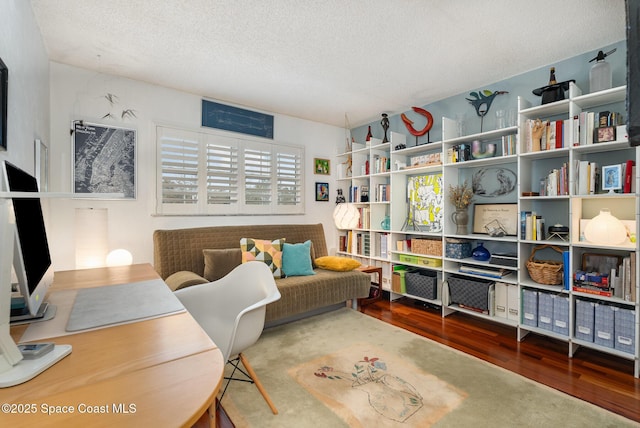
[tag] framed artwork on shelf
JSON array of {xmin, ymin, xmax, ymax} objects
[
  {"xmin": 595, "ymin": 126, "xmax": 616, "ymax": 143},
  {"xmin": 72, "ymin": 121, "xmax": 136, "ymax": 199},
  {"xmin": 473, "ymin": 203, "xmax": 518, "ymax": 236},
  {"xmin": 602, "ymin": 164, "xmax": 622, "ymax": 193},
  {"xmin": 314, "ymin": 158, "xmax": 330, "ymax": 175},
  {"xmin": 403, "ymin": 173, "xmax": 443, "ymax": 232},
  {"xmin": 315, "ymin": 182, "xmax": 329, "ymax": 201}
]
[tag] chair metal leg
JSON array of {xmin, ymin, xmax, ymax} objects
[{"xmin": 239, "ymin": 353, "xmax": 278, "ymax": 415}]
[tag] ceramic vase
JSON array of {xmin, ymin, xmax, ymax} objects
[
  {"xmin": 451, "ymin": 209, "xmax": 469, "ymax": 235},
  {"xmin": 472, "ymin": 242, "xmax": 491, "ymax": 261}
]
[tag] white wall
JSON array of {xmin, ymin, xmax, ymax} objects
[
  {"xmin": 0, "ymin": 1, "xmax": 49, "ymax": 174},
  {"xmin": 48, "ymin": 63, "xmax": 344, "ymax": 270}
]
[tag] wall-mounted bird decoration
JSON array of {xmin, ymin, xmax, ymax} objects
[{"xmin": 466, "ymin": 90, "xmax": 508, "ymax": 132}]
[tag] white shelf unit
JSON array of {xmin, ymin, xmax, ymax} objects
[
  {"xmin": 517, "ymin": 84, "xmax": 639, "ymax": 377},
  {"xmin": 337, "ymin": 84, "xmax": 639, "ymax": 377}
]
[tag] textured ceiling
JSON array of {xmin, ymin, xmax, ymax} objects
[{"xmin": 30, "ymin": 0, "xmax": 627, "ymax": 128}]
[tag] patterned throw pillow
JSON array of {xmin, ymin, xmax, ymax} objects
[{"xmin": 240, "ymin": 238, "xmax": 286, "ymax": 278}]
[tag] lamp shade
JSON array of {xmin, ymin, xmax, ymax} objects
[
  {"xmin": 333, "ymin": 203, "xmax": 360, "ymax": 229},
  {"xmin": 583, "ymin": 209, "xmax": 627, "ymax": 245},
  {"xmin": 106, "ymin": 249, "xmax": 133, "ymax": 266}
]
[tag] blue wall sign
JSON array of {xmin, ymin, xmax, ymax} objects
[{"xmin": 202, "ymin": 100, "xmax": 274, "ymax": 139}]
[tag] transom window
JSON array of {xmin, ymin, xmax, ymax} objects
[{"xmin": 156, "ymin": 126, "xmax": 304, "ymax": 215}]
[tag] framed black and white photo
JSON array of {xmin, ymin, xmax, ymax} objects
[{"xmin": 72, "ymin": 121, "xmax": 136, "ymax": 199}]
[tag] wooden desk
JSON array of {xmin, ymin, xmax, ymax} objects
[{"xmin": 1, "ymin": 264, "xmax": 223, "ymax": 427}]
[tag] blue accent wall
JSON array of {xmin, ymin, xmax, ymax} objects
[{"xmin": 353, "ymin": 40, "xmax": 627, "ymax": 145}]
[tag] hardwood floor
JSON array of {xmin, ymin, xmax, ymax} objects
[
  {"xmin": 210, "ymin": 295, "xmax": 640, "ymax": 427},
  {"xmin": 361, "ymin": 296, "xmax": 640, "ymax": 424}
]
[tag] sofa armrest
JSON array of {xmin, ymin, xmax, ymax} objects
[{"xmin": 165, "ymin": 271, "xmax": 209, "ymax": 291}]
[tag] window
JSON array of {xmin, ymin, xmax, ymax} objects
[{"xmin": 156, "ymin": 126, "xmax": 304, "ymax": 215}]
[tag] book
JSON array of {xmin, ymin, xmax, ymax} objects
[
  {"xmin": 572, "ymin": 286, "xmax": 613, "ymax": 297},
  {"xmin": 563, "ymin": 251, "xmax": 570, "ymax": 291},
  {"xmin": 624, "ymin": 159, "xmax": 635, "ymax": 193},
  {"xmin": 555, "ymin": 119, "xmax": 564, "ymax": 148}
]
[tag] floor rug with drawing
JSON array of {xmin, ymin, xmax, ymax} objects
[{"xmin": 220, "ymin": 308, "xmax": 634, "ymax": 427}]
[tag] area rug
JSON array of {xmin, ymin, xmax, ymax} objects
[{"xmin": 220, "ymin": 308, "xmax": 635, "ymax": 427}]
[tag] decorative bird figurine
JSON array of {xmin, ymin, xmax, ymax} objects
[{"xmin": 465, "ymin": 90, "xmax": 508, "ymax": 131}]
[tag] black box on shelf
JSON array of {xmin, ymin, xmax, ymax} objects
[
  {"xmin": 405, "ymin": 271, "xmax": 437, "ymax": 300},
  {"xmin": 447, "ymin": 276, "xmax": 494, "ymax": 312}
]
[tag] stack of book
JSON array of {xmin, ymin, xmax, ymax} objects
[{"xmin": 459, "ymin": 264, "xmax": 512, "ymax": 279}]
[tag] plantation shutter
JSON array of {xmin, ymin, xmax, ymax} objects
[
  {"xmin": 157, "ymin": 127, "xmax": 201, "ymax": 214},
  {"xmin": 244, "ymin": 142, "xmax": 272, "ymax": 208},
  {"xmin": 276, "ymin": 147, "xmax": 302, "ymax": 210},
  {"xmin": 156, "ymin": 125, "xmax": 304, "ymax": 215},
  {"xmin": 205, "ymin": 139, "xmax": 239, "ymax": 206}
]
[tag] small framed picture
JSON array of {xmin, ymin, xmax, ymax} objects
[
  {"xmin": 602, "ymin": 164, "xmax": 622, "ymax": 193},
  {"xmin": 315, "ymin": 182, "xmax": 329, "ymax": 201},
  {"xmin": 314, "ymin": 158, "xmax": 330, "ymax": 175},
  {"xmin": 595, "ymin": 126, "xmax": 616, "ymax": 143}
]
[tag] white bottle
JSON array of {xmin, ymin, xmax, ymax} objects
[{"xmin": 589, "ymin": 50, "xmax": 613, "ymax": 93}]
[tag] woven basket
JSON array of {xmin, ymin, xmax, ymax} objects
[{"xmin": 526, "ymin": 244, "xmax": 564, "ymax": 285}]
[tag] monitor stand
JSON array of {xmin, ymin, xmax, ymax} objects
[
  {"xmin": 0, "ymin": 344, "xmax": 72, "ymax": 388},
  {"xmin": 10, "ymin": 302, "xmax": 57, "ymax": 325}
]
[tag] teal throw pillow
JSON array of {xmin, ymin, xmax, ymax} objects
[{"xmin": 282, "ymin": 240, "xmax": 315, "ymax": 277}]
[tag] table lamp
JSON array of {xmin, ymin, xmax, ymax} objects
[{"xmin": 583, "ymin": 208, "xmax": 627, "ymax": 245}]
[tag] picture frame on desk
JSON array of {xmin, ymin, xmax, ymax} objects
[{"xmin": 473, "ymin": 203, "xmax": 518, "ymax": 236}]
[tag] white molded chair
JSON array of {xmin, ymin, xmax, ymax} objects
[{"xmin": 174, "ymin": 261, "xmax": 281, "ymax": 414}]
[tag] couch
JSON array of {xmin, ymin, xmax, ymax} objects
[{"xmin": 153, "ymin": 223, "xmax": 371, "ymax": 325}]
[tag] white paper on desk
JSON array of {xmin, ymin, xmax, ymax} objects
[{"xmin": 20, "ymin": 279, "xmax": 185, "ymax": 343}]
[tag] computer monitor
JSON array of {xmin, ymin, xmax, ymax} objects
[
  {"xmin": 2, "ymin": 161, "xmax": 54, "ymax": 319},
  {"xmin": 0, "ymin": 161, "xmax": 71, "ymax": 387}
]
